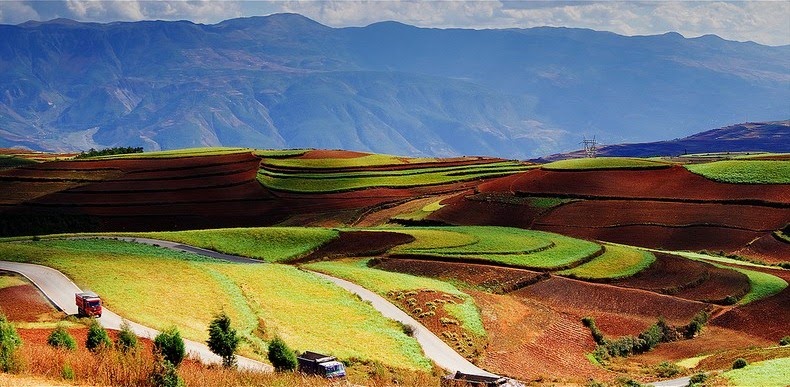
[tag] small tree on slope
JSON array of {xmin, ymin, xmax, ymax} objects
[{"xmin": 207, "ymin": 312, "xmax": 240, "ymax": 368}]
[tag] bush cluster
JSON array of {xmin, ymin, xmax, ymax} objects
[
  {"xmin": 86, "ymin": 320, "xmax": 112, "ymax": 352},
  {"xmin": 732, "ymin": 358, "xmax": 748, "ymax": 369},
  {"xmin": 267, "ymin": 336, "xmax": 297, "ymax": 372},
  {"xmin": 76, "ymin": 146, "xmax": 144, "ymax": 159},
  {"xmin": 47, "ymin": 325, "xmax": 77, "ymax": 350},
  {"xmin": 116, "ymin": 321, "xmax": 139, "ymax": 353},
  {"xmin": 779, "ymin": 336, "xmax": 790, "ymax": 346},
  {"xmin": 0, "ymin": 314, "xmax": 22, "ymax": 372},
  {"xmin": 154, "ymin": 327, "xmax": 185, "ymax": 367}
]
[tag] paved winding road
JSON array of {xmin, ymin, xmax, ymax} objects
[{"xmin": 0, "ymin": 260, "xmax": 271, "ymax": 372}]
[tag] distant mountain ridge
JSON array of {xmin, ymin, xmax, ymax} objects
[
  {"xmin": 0, "ymin": 13, "xmax": 788, "ymax": 158},
  {"xmin": 539, "ymin": 120, "xmax": 790, "ymax": 160}
]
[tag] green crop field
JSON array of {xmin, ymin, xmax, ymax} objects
[
  {"xmin": 257, "ymin": 162, "xmax": 532, "ymax": 192},
  {"xmin": 131, "ymin": 227, "xmax": 339, "ymax": 262},
  {"xmin": 558, "ymin": 244, "xmax": 655, "ymax": 280},
  {"xmin": 0, "ymin": 155, "xmax": 37, "ymax": 168},
  {"xmin": 261, "ymin": 153, "xmax": 439, "ymax": 168},
  {"xmin": 0, "ymin": 239, "xmax": 431, "ymax": 370},
  {"xmin": 723, "ymin": 357, "xmax": 790, "ymax": 386},
  {"xmin": 391, "ymin": 226, "xmax": 602, "ymax": 270},
  {"xmin": 253, "ymin": 149, "xmax": 309, "ymax": 158},
  {"xmin": 541, "ymin": 157, "xmax": 673, "ymax": 170},
  {"xmin": 304, "ymin": 258, "xmax": 486, "ymax": 338},
  {"xmin": 391, "ymin": 200, "xmax": 446, "ymax": 222},
  {"xmin": 685, "ymin": 160, "xmax": 790, "ymax": 184}
]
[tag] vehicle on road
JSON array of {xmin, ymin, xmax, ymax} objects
[
  {"xmin": 75, "ymin": 291, "xmax": 102, "ymax": 317},
  {"xmin": 297, "ymin": 351, "xmax": 346, "ymax": 379}
]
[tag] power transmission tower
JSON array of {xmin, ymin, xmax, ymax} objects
[{"xmin": 581, "ymin": 136, "xmax": 598, "ymax": 158}]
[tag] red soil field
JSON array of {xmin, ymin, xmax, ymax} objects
[
  {"xmin": 473, "ymin": 291, "xmax": 610, "ymax": 382},
  {"xmin": 613, "ymin": 253, "xmax": 712, "ymax": 295},
  {"xmin": 295, "ymin": 231, "xmax": 414, "ymax": 262},
  {"xmin": 512, "ymin": 276, "xmax": 709, "ymax": 325},
  {"xmin": 735, "ymin": 234, "xmax": 790, "ymax": 264},
  {"xmin": 536, "ymin": 200, "xmax": 789, "ymax": 232},
  {"xmin": 669, "ymin": 267, "xmax": 750, "ymax": 304},
  {"xmin": 536, "ymin": 224, "xmax": 764, "ymax": 251},
  {"xmin": 375, "ymin": 259, "xmax": 546, "ymax": 294},
  {"xmin": 428, "ymin": 196, "xmax": 543, "ymax": 228},
  {"xmin": 509, "ymin": 166, "xmax": 789, "ymax": 203},
  {"xmin": 262, "ymin": 156, "xmax": 508, "ymax": 174},
  {"xmin": 0, "ymin": 284, "xmax": 61, "ymax": 322},
  {"xmin": 632, "ymin": 326, "xmax": 775, "ymax": 365}
]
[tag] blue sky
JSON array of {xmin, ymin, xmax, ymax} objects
[{"xmin": 1, "ymin": 1, "xmax": 788, "ymax": 46}]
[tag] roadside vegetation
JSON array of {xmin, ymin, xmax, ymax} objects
[
  {"xmin": 75, "ymin": 146, "xmax": 144, "ymax": 159},
  {"xmin": 0, "ymin": 239, "xmax": 431, "ymax": 371},
  {"xmin": 541, "ymin": 157, "xmax": 673, "ymax": 170},
  {"xmin": 685, "ymin": 160, "xmax": 790, "ymax": 184}
]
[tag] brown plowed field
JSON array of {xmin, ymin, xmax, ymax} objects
[
  {"xmin": 613, "ymin": 253, "xmax": 711, "ymax": 294},
  {"xmin": 735, "ymin": 234, "xmax": 790, "ymax": 264},
  {"xmin": 375, "ymin": 259, "xmax": 546, "ymax": 294},
  {"xmin": 512, "ymin": 276, "xmax": 708, "ymax": 325},
  {"xmin": 612, "ymin": 252, "xmax": 751, "ymax": 304},
  {"xmin": 509, "ymin": 166, "xmax": 789, "ymax": 203},
  {"xmin": 632, "ymin": 326, "xmax": 774, "ymax": 364},
  {"xmin": 537, "ymin": 200, "xmax": 790, "ymax": 231},
  {"xmin": 262, "ymin": 157, "xmax": 508, "ymax": 174},
  {"xmin": 428, "ymin": 197, "xmax": 543, "ymax": 228},
  {"xmin": 537, "ymin": 224, "xmax": 763, "ymax": 251},
  {"xmin": 0, "ymin": 284, "xmax": 61, "ymax": 322},
  {"xmin": 295, "ymin": 231, "xmax": 414, "ymax": 262},
  {"xmin": 473, "ymin": 291, "xmax": 610, "ymax": 382}
]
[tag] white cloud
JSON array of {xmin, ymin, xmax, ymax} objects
[{"xmin": 0, "ymin": 1, "xmax": 787, "ymax": 45}]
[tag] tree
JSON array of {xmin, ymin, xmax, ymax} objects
[
  {"xmin": 47, "ymin": 325, "xmax": 76, "ymax": 350},
  {"xmin": 116, "ymin": 320, "xmax": 138, "ymax": 353},
  {"xmin": 267, "ymin": 336, "xmax": 297, "ymax": 372},
  {"xmin": 154, "ymin": 327, "xmax": 185, "ymax": 367},
  {"xmin": 86, "ymin": 319, "xmax": 112, "ymax": 352},
  {"xmin": 0, "ymin": 314, "xmax": 22, "ymax": 372},
  {"xmin": 206, "ymin": 312, "xmax": 240, "ymax": 368}
]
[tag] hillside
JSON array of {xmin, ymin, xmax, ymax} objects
[
  {"xmin": 541, "ymin": 120, "xmax": 790, "ymax": 160},
  {"xmin": 1, "ymin": 14, "xmax": 788, "ymax": 158}
]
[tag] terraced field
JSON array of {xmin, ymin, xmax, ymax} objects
[
  {"xmin": 541, "ymin": 157, "xmax": 673, "ymax": 170},
  {"xmin": 686, "ymin": 159, "xmax": 790, "ymax": 184}
]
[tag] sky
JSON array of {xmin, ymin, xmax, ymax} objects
[{"xmin": 0, "ymin": 1, "xmax": 788, "ymax": 46}]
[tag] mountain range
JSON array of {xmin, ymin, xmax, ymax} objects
[{"xmin": 1, "ymin": 13, "xmax": 788, "ymax": 158}]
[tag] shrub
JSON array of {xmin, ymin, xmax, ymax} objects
[
  {"xmin": 732, "ymin": 358, "xmax": 748, "ymax": 369},
  {"xmin": 0, "ymin": 314, "xmax": 22, "ymax": 372},
  {"xmin": 61, "ymin": 363, "xmax": 75, "ymax": 380},
  {"xmin": 206, "ymin": 312, "xmax": 239, "ymax": 368},
  {"xmin": 654, "ymin": 361, "xmax": 681, "ymax": 378},
  {"xmin": 154, "ymin": 327, "xmax": 185, "ymax": 367},
  {"xmin": 267, "ymin": 336, "xmax": 297, "ymax": 372},
  {"xmin": 689, "ymin": 372, "xmax": 707, "ymax": 384},
  {"xmin": 116, "ymin": 321, "xmax": 139, "ymax": 353},
  {"xmin": 47, "ymin": 325, "xmax": 76, "ymax": 350},
  {"xmin": 85, "ymin": 320, "xmax": 112, "ymax": 352},
  {"xmin": 149, "ymin": 355, "xmax": 184, "ymax": 387},
  {"xmin": 780, "ymin": 336, "xmax": 790, "ymax": 346},
  {"xmin": 582, "ymin": 316, "xmax": 606, "ymax": 345},
  {"xmin": 401, "ymin": 323, "xmax": 415, "ymax": 337},
  {"xmin": 684, "ymin": 311, "xmax": 710, "ymax": 338}
]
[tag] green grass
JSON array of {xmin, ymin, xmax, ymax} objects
[
  {"xmin": 129, "ymin": 227, "xmax": 339, "ymax": 262},
  {"xmin": 391, "ymin": 200, "xmax": 446, "ymax": 222},
  {"xmin": 558, "ymin": 244, "xmax": 656, "ymax": 280},
  {"xmin": 0, "ymin": 272, "xmax": 28, "ymax": 288},
  {"xmin": 392, "ymin": 226, "xmax": 602, "ymax": 270},
  {"xmin": 0, "ymin": 155, "xmax": 37, "ymax": 168},
  {"xmin": 685, "ymin": 160, "xmax": 790, "ymax": 184},
  {"xmin": 665, "ymin": 251, "xmax": 787, "ymax": 304},
  {"xmin": 89, "ymin": 147, "xmax": 252, "ymax": 159},
  {"xmin": 0, "ymin": 239, "xmax": 431, "ymax": 370},
  {"xmin": 261, "ymin": 153, "xmax": 438, "ymax": 168},
  {"xmin": 253, "ymin": 149, "xmax": 309, "ymax": 158},
  {"xmin": 257, "ymin": 161, "xmax": 532, "ymax": 192},
  {"xmin": 541, "ymin": 157, "xmax": 672, "ymax": 170},
  {"xmin": 723, "ymin": 357, "xmax": 790, "ymax": 386},
  {"xmin": 304, "ymin": 258, "xmax": 486, "ymax": 338},
  {"xmin": 526, "ymin": 196, "xmax": 577, "ymax": 209}
]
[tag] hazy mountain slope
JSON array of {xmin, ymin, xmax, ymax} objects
[
  {"xmin": 540, "ymin": 120, "xmax": 790, "ymax": 160},
  {"xmin": 0, "ymin": 14, "xmax": 788, "ymax": 158}
]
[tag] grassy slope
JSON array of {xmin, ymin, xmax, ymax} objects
[
  {"xmin": 132, "ymin": 227, "xmax": 339, "ymax": 262},
  {"xmin": 0, "ymin": 239, "xmax": 430, "ymax": 370},
  {"xmin": 304, "ymin": 258, "xmax": 486, "ymax": 338},
  {"xmin": 542, "ymin": 157, "xmax": 672, "ymax": 170},
  {"xmin": 391, "ymin": 226, "xmax": 602, "ymax": 270},
  {"xmin": 0, "ymin": 155, "xmax": 38, "ymax": 168},
  {"xmin": 722, "ymin": 357, "xmax": 790, "ymax": 386},
  {"xmin": 558, "ymin": 244, "xmax": 656, "ymax": 280},
  {"xmin": 261, "ymin": 153, "xmax": 437, "ymax": 168},
  {"xmin": 685, "ymin": 160, "xmax": 790, "ymax": 184}
]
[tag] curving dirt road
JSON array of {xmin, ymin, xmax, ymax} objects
[{"xmin": 0, "ymin": 260, "xmax": 271, "ymax": 372}]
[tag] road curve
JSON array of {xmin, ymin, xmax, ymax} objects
[
  {"xmin": 0, "ymin": 260, "xmax": 271, "ymax": 372},
  {"xmin": 92, "ymin": 237, "xmax": 500, "ymax": 377},
  {"xmin": 648, "ymin": 376, "xmax": 692, "ymax": 387}
]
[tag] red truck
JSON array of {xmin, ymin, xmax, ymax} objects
[{"xmin": 75, "ymin": 291, "xmax": 102, "ymax": 318}]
